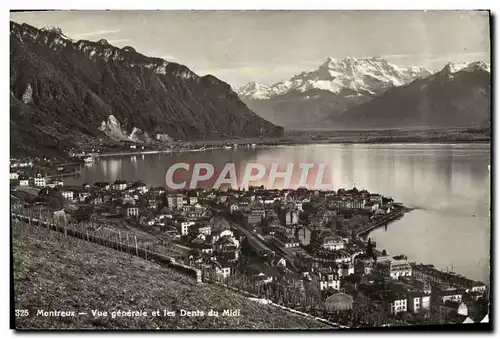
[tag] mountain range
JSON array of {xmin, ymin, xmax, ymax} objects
[
  {"xmin": 235, "ymin": 57, "xmax": 490, "ymax": 130},
  {"xmin": 10, "ymin": 20, "xmax": 491, "ymax": 157},
  {"xmin": 335, "ymin": 60, "xmax": 491, "ymax": 129},
  {"xmin": 235, "ymin": 57, "xmax": 433, "ymax": 129},
  {"xmin": 10, "ymin": 21, "xmax": 284, "ymax": 156}
]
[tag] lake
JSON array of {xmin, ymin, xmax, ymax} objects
[{"xmin": 65, "ymin": 143, "xmax": 491, "ymax": 283}]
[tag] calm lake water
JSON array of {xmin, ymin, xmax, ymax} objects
[{"xmin": 65, "ymin": 143, "xmax": 491, "ymax": 283}]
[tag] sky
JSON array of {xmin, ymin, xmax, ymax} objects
[{"xmin": 10, "ymin": 10, "xmax": 490, "ymax": 86}]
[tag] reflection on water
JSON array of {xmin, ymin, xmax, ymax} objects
[{"xmin": 65, "ymin": 143, "xmax": 490, "ymax": 282}]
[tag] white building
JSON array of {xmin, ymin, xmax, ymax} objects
[
  {"xmin": 34, "ymin": 173, "xmax": 46, "ymax": 188},
  {"xmin": 377, "ymin": 257, "xmax": 412, "ymax": 280},
  {"xmin": 285, "ymin": 209, "xmax": 299, "ymax": 225},
  {"xmin": 390, "ymin": 298, "xmax": 408, "ymax": 315},
  {"xmin": 408, "ymin": 294, "xmax": 431, "ymax": 314},
  {"xmin": 10, "ymin": 172, "xmax": 19, "ymax": 180},
  {"xmin": 322, "ymin": 236, "xmax": 345, "ymax": 251},
  {"xmin": 181, "ymin": 221, "xmax": 196, "ymax": 235},
  {"xmin": 19, "ymin": 179, "xmax": 29, "ymax": 187},
  {"xmin": 61, "ymin": 190, "xmax": 74, "ymax": 200},
  {"xmin": 319, "ymin": 274, "xmax": 341, "ymax": 291},
  {"xmin": 126, "ymin": 207, "xmax": 139, "ymax": 217},
  {"xmin": 216, "ymin": 266, "xmax": 231, "ymax": 279}
]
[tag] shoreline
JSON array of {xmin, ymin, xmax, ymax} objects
[
  {"xmin": 94, "ymin": 140, "xmax": 489, "ymax": 159},
  {"xmin": 47, "ymin": 170, "xmax": 81, "ymax": 179}
]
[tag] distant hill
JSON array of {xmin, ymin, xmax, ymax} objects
[
  {"xmin": 10, "ymin": 21, "xmax": 283, "ymax": 156},
  {"xmin": 335, "ymin": 61, "xmax": 491, "ymax": 129}
]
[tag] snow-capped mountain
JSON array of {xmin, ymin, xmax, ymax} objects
[
  {"xmin": 336, "ymin": 60, "xmax": 491, "ymax": 129},
  {"xmin": 236, "ymin": 56, "xmax": 432, "ymax": 100},
  {"xmin": 234, "ymin": 57, "xmax": 433, "ymax": 129},
  {"xmin": 441, "ymin": 60, "xmax": 490, "ymax": 76}
]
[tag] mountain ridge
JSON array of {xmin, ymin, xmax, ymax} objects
[
  {"xmin": 234, "ymin": 56, "xmax": 433, "ymax": 129},
  {"xmin": 235, "ymin": 56, "xmax": 433, "ymax": 100},
  {"xmin": 10, "ymin": 21, "xmax": 284, "ymax": 156},
  {"xmin": 335, "ymin": 60, "xmax": 491, "ymax": 129}
]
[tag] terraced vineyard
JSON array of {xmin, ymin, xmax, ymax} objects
[{"xmin": 12, "ymin": 219, "xmax": 332, "ymax": 329}]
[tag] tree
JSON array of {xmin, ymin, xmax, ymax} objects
[
  {"xmin": 382, "ymin": 249, "xmax": 387, "ymax": 256},
  {"xmin": 366, "ymin": 238, "xmax": 374, "ymax": 258}
]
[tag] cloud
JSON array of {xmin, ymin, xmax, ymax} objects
[
  {"xmin": 73, "ymin": 29, "xmax": 120, "ymax": 39},
  {"xmin": 382, "ymin": 51, "xmax": 489, "ymax": 61},
  {"xmin": 382, "ymin": 51, "xmax": 490, "ymax": 71}
]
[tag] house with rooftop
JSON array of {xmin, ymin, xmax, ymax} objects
[
  {"xmin": 318, "ymin": 272, "xmax": 341, "ymax": 291},
  {"xmin": 18, "ymin": 175, "xmax": 29, "ymax": 187},
  {"xmin": 34, "ymin": 173, "xmax": 46, "ymax": 188},
  {"xmin": 125, "ymin": 203, "xmax": 139, "ymax": 219},
  {"xmin": 434, "ymin": 285, "xmax": 464, "ymax": 304},
  {"xmin": 407, "ymin": 291, "xmax": 431, "ymax": 314},
  {"xmin": 296, "ymin": 226, "xmax": 312, "ymax": 246},
  {"xmin": 375, "ymin": 255, "xmax": 412, "ymax": 280},
  {"xmin": 321, "ymin": 236, "xmax": 345, "ymax": 251},
  {"xmin": 167, "ymin": 193, "xmax": 185, "ymax": 210}
]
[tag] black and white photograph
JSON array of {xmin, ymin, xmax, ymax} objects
[{"xmin": 9, "ymin": 9, "xmax": 491, "ymax": 330}]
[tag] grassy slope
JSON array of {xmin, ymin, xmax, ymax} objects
[{"xmin": 12, "ymin": 224, "xmax": 330, "ymax": 330}]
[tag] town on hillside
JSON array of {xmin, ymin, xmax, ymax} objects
[{"xmin": 10, "ymin": 168, "xmax": 489, "ymax": 327}]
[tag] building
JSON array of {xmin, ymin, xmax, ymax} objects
[
  {"xmin": 167, "ymin": 194, "xmax": 184, "ymax": 210},
  {"xmin": 126, "ymin": 206, "xmax": 139, "ymax": 218},
  {"xmin": 79, "ymin": 191, "xmax": 91, "ymax": 202},
  {"xmin": 407, "ymin": 292, "xmax": 431, "ymax": 314},
  {"xmin": 274, "ymin": 232, "xmax": 300, "ymax": 248},
  {"xmin": 435, "ymin": 285, "xmax": 464, "ymax": 304},
  {"xmin": 52, "ymin": 209, "xmax": 67, "ymax": 224},
  {"xmin": 34, "ymin": 173, "xmax": 46, "ymax": 187},
  {"xmin": 324, "ymin": 293, "xmax": 354, "ymax": 311},
  {"xmin": 247, "ymin": 208, "xmax": 265, "ymax": 225},
  {"xmin": 319, "ymin": 274, "xmax": 341, "ymax": 291},
  {"xmin": 321, "ymin": 236, "xmax": 345, "ymax": 251},
  {"xmin": 285, "ymin": 209, "xmax": 299, "ymax": 225},
  {"xmin": 229, "ymin": 204, "xmax": 239, "ymax": 214},
  {"xmin": 252, "ymin": 272, "xmax": 273, "ymax": 286},
  {"xmin": 376, "ymin": 256, "xmax": 412, "ymax": 280},
  {"xmin": 296, "ymin": 226, "xmax": 312, "ymax": 247},
  {"xmin": 337, "ymin": 263, "xmax": 355, "ymax": 277},
  {"xmin": 467, "ymin": 282, "xmax": 487, "ymax": 294},
  {"xmin": 387, "ymin": 292, "xmax": 408, "ymax": 315},
  {"xmin": 181, "ymin": 221, "xmax": 196, "ymax": 236},
  {"xmin": 10, "ymin": 172, "xmax": 19, "ymax": 180},
  {"xmin": 196, "ymin": 224, "xmax": 212, "ymax": 236},
  {"xmin": 215, "ymin": 264, "xmax": 231, "ymax": 279},
  {"xmin": 113, "ymin": 180, "xmax": 127, "ymax": 190},
  {"xmin": 61, "ymin": 190, "xmax": 74, "ymax": 200},
  {"xmin": 19, "ymin": 177, "xmax": 29, "ymax": 186}
]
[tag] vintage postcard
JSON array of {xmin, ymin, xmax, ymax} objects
[{"xmin": 10, "ymin": 10, "xmax": 491, "ymax": 330}]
